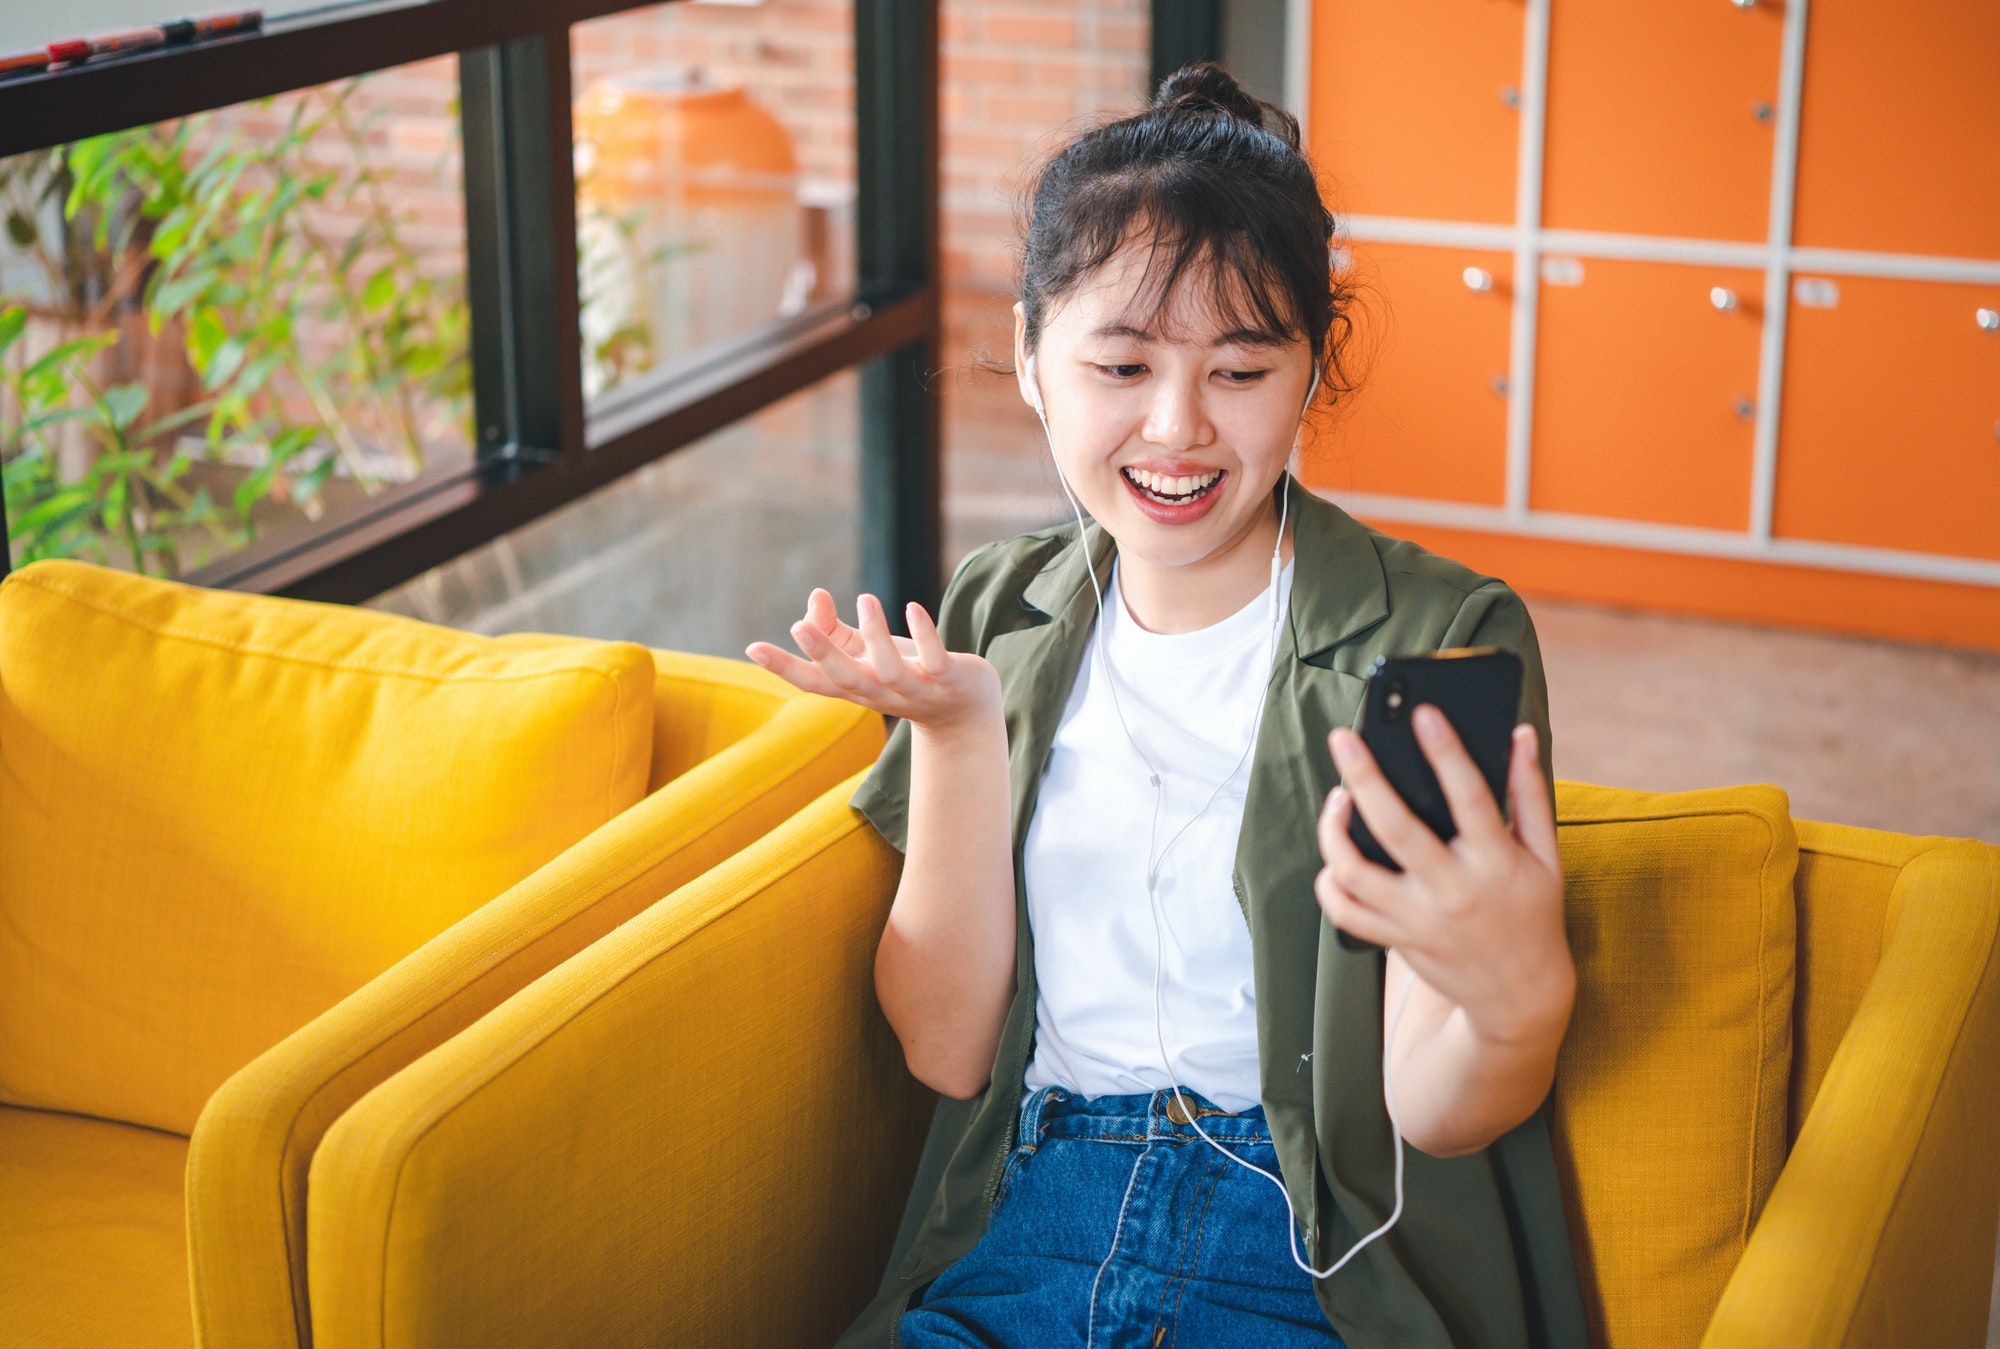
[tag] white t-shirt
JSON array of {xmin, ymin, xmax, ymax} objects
[{"xmin": 1021, "ymin": 558, "xmax": 1295, "ymax": 1113}]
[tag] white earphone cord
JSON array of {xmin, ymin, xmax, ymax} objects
[{"xmin": 1026, "ymin": 355, "xmax": 1412, "ymax": 1279}]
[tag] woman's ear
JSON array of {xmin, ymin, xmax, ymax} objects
[{"xmin": 1012, "ymin": 303, "xmax": 1036, "ymax": 412}]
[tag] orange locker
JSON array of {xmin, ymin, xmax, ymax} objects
[
  {"xmin": 1793, "ymin": 0, "xmax": 2000, "ymax": 260},
  {"xmin": 1306, "ymin": 242, "xmax": 1512, "ymax": 505},
  {"xmin": 1541, "ymin": 0, "xmax": 1783, "ymax": 242},
  {"xmin": 1530, "ymin": 257, "xmax": 1763, "ymax": 530},
  {"xmin": 1774, "ymin": 275, "xmax": 2000, "ymax": 562},
  {"xmin": 1308, "ymin": 0, "xmax": 1522, "ymax": 224}
]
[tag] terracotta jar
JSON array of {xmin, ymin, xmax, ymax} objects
[{"xmin": 574, "ymin": 72, "xmax": 803, "ymax": 394}]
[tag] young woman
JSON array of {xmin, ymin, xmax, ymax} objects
[{"xmin": 747, "ymin": 64, "xmax": 1585, "ymax": 1349}]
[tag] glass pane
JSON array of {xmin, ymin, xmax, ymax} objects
[
  {"xmin": 369, "ymin": 370, "xmax": 858, "ymax": 656},
  {"xmin": 0, "ymin": 57, "xmax": 470, "ymax": 578},
  {"xmin": 571, "ymin": 0, "xmax": 857, "ymax": 407}
]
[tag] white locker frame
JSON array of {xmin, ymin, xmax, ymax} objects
[{"xmin": 1296, "ymin": 0, "xmax": 2000, "ymax": 590}]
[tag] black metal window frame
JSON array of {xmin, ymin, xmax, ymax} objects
[{"xmin": 0, "ymin": 0, "xmax": 942, "ymax": 616}]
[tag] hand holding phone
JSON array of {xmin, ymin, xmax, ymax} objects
[{"xmin": 1335, "ymin": 648, "xmax": 1522, "ymax": 951}]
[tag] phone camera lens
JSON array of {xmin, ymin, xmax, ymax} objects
[{"xmin": 1384, "ymin": 679, "xmax": 1408, "ymax": 720}]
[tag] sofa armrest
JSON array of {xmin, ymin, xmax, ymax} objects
[
  {"xmin": 301, "ymin": 775, "xmax": 933, "ymax": 1349},
  {"xmin": 1702, "ymin": 835, "xmax": 2000, "ymax": 1349},
  {"xmin": 186, "ymin": 663, "xmax": 882, "ymax": 1349}
]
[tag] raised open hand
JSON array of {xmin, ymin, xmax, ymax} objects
[{"xmin": 746, "ymin": 588, "xmax": 1001, "ymax": 732}]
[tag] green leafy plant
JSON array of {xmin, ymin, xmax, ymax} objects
[{"xmin": 0, "ymin": 77, "xmax": 471, "ymax": 576}]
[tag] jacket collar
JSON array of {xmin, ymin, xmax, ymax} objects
[{"xmin": 1016, "ymin": 477, "xmax": 1389, "ymax": 662}]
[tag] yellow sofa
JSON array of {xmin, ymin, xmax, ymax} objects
[
  {"xmin": 297, "ymin": 777, "xmax": 1999, "ymax": 1348},
  {"xmin": 0, "ymin": 559, "xmax": 883, "ymax": 1349}
]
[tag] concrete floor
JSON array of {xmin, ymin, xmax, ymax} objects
[{"xmin": 1535, "ymin": 599, "xmax": 2000, "ymax": 845}]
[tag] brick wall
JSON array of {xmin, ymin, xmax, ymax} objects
[{"xmin": 938, "ymin": 1, "xmax": 1147, "ymax": 505}]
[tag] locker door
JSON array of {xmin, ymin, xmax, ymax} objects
[
  {"xmin": 1541, "ymin": 0, "xmax": 1783, "ymax": 242},
  {"xmin": 1305, "ymin": 242, "xmax": 1512, "ymax": 505},
  {"xmin": 1530, "ymin": 257, "xmax": 1763, "ymax": 530},
  {"xmin": 1774, "ymin": 275, "xmax": 2000, "ymax": 561},
  {"xmin": 1794, "ymin": 0, "xmax": 2000, "ymax": 260},
  {"xmin": 1309, "ymin": 0, "xmax": 1523, "ymax": 224}
]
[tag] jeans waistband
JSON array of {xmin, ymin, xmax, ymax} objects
[{"xmin": 1019, "ymin": 1086, "xmax": 1273, "ymax": 1148}]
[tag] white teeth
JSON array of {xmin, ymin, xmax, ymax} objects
[{"xmin": 1123, "ymin": 467, "xmax": 1221, "ymax": 500}]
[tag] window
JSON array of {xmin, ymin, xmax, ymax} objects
[
  {"xmin": 373, "ymin": 369, "xmax": 858, "ymax": 656},
  {"xmin": 0, "ymin": 0, "xmax": 940, "ymax": 618},
  {"xmin": 1, "ymin": 59, "xmax": 470, "ymax": 578},
  {"xmin": 572, "ymin": 1, "xmax": 857, "ymax": 405}
]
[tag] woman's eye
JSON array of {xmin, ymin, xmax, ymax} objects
[
  {"xmin": 1217, "ymin": 369, "xmax": 1268, "ymax": 384},
  {"xmin": 1096, "ymin": 364, "xmax": 1147, "ymax": 379}
]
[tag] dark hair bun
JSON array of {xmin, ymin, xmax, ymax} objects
[{"xmin": 1152, "ymin": 62, "xmax": 1266, "ymax": 129}]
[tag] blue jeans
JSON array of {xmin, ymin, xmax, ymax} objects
[{"xmin": 898, "ymin": 1087, "xmax": 1347, "ymax": 1349}]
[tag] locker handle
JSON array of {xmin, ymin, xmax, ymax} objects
[
  {"xmin": 1729, "ymin": 0, "xmax": 1757, "ymax": 9},
  {"xmin": 1711, "ymin": 287, "xmax": 1740, "ymax": 312},
  {"xmin": 1978, "ymin": 308, "xmax": 2000, "ymax": 332},
  {"xmin": 1464, "ymin": 267, "xmax": 1496, "ymax": 293}
]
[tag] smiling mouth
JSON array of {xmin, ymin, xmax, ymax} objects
[{"xmin": 1121, "ymin": 466, "xmax": 1225, "ymax": 506}]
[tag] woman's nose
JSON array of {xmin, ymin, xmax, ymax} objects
[{"xmin": 1141, "ymin": 377, "xmax": 1213, "ymax": 452}]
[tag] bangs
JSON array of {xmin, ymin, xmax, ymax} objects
[{"xmin": 1033, "ymin": 176, "xmax": 1309, "ymax": 348}]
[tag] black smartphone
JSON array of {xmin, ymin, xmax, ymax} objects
[{"xmin": 1336, "ymin": 647, "xmax": 1523, "ymax": 953}]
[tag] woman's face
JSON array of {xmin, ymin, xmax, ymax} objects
[{"xmin": 1014, "ymin": 240, "xmax": 1317, "ymax": 573}]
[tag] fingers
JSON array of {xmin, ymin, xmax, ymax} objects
[
  {"xmin": 789, "ymin": 611, "xmax": 873, "ymax": 693},
  {"xmin": 1315, "ymin": 787, "xmax": 1404, "ymax": 909},
  {"xmin": 1330, "ymin": 728, "xmax": 1451, "ymax": 873},
  {"xmin": 804, "ymin": 588, "xmax": 867, "ymax": 659},
  {"xmin": 743, "ymin": 642, "xmax": 845, "ymax": 699},
  {"xmin": 1315, "ymin": 790, "xmax": 1407, "ymax": 945},
  {"xmin": 906, "ymin": 602, "xmax": 950, "ymax": 677},
  {"xmin": 855, "ymin": 594, "xmax": 908, "ymax": 685},
  {"xmin": 1411, "ymin": 704, "xmax": 1506, "ymax": 841},
  {"xmin": 1507, "ymin": 724, "xmax": 1562, "ymax": 873}
]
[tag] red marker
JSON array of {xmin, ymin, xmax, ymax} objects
[{"xmin": 49, "ymin": 27, "xmax": 168, "ymax": 65}]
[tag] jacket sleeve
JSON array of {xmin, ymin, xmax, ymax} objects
[
  {"xmin": 1438, "ymin": 580, "xmax": 1557, "ymax": 807},
  {"xmin": 847, "ymin": 543, "xmax": 1001, "ymax": 854}
]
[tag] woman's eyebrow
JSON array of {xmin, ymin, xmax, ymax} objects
[
  {"xmin": 1088, "ymin": 322, "xmax": 1287, "ymax": 348},
  {"xmin": 1211, "ymin": 327, "xmax": 1288, "ymax": 349}
]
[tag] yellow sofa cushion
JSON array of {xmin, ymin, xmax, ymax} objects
[
  {"xmin": 1550, "ymin": 782, "xmax": 1798, "ymax": 1349},
  {"xmin": 0, "ymin": 560, "xmax": 654, "ymax": 1136},
  {"xmin": 0, "ymin": 1104, "xmax": 191, "ymax": 1349}
]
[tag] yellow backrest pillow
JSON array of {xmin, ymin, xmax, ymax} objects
[
  {"xmin": 1551, "ymin": 781, "xmax": 1798, "ymax": 1349},
  {"xmin": 0, "ymin": 560, "xmax": 654, "ymax": 1136}
]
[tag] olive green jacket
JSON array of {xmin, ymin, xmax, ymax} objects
[{"xmin": 840, "ymin": 483, "xmax": 1588, "ymax": 1349}]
